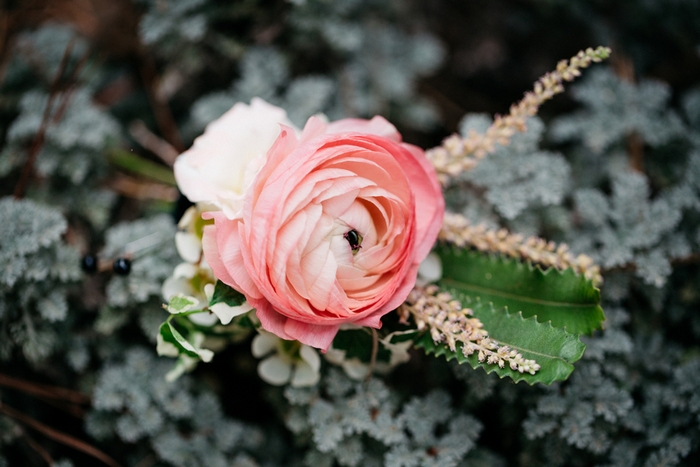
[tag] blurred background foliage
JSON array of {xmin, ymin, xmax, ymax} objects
[{"xmin": 1, "ymin": 0, "xmax": 700, "ymax": 466}]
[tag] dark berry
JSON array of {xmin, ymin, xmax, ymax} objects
[
  {"xmin": 81, "ymin": 254, "xmax": 98, "ymax": 274},
  {"xmin": 113, "ymin": 257, "xmax": 132, "ymax": 275}
]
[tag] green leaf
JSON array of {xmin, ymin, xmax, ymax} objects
[
  {"xmin": 158, "ymin": 321, "xmax": 213, "ymax": 362},
  {"xmin": 108, "ymin": 149, "xmax": 177, "ymax": 185},
  {"xmin": 332, "ymin": 329, "xmax": 392, "ymax": 363},
  {"xmin": 209, "ymin": 280, "xmax": 246, "ymax": 307},
  {"xmin": 166, "ymin": 294, "xmax": 200, "ymax": 314},
  {"xmin": 436, "ymin": 246, "xmax": 604, "ymax": 334},
  {"xmin": 415, "ymin": 298, "xmax": 586, "ymax": 385}
]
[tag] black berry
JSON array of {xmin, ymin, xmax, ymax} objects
[
  {"xmin": 113, "ymin": 257, "xmax": 132, "ymax": 275},
  {"xmin": 81, "ymin": 254, "xmax": 98, "ymax": 274}
]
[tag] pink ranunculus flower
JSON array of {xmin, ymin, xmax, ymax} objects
[{"xmin": 179, "ymin": 100, "xmax": 444, "ymax": 351}]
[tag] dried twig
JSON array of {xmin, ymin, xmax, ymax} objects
[
  {"xmin": 138, "ymin": 52, "xmax": 185, "ymax": 153},
  {"xmin": 107, "ymin": 173, "xmax": 179, "ymax": 201},
  {"xmin": 365, "ymin": 328, "xmax": 379, "ymax": 381},
  {"xmin": 0, "ymin": 373, "xmax": 91, "ymax": 405},
  {"xmin": 0, "ymin": 402, "xmax": 124, "ymax": 467},
  {"xmin": 19, "ymin": 427, "xmax": 55, "ymax": 466},
  {"xmin": 13, "ymin": 38, "xmax": 76, "ymax": 199},
  {"xmin": 129, "ymin": 120, "xmax": 179, "ymax": 166}
]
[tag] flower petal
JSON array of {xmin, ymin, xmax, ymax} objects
[
  {"xmin": 210, "ymin": 301, "xmax": 253, "ymax": 325},
  {"xmin": 258, "ymin": 355, "xmax": 292, "ymax": 385},
  {"xmin": 175, "ymin": 232, "xmax": 202, "ymax": 263},
  {"xmin": 291, "ymin": 360, "xmax": 320, "ymax": 387},
  {"xmin": 283, "ymin": 319, "xmax": 340, "ymax": 352},
  {"xmin": 251, "ymin": 332, "xmax": 278, "ymax": 358}
]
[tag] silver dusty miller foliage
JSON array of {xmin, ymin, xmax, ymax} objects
[
  {"xmin": 1, "ymin": 0, "xmax": 700, "ymax": 466},
  {"xmin": 0, "ymin": 198, "xmax": 81, "ymax": 363}
]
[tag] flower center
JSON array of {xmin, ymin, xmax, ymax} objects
[{"xmin": 343, "ymin": 229, "xmax": 363, "ymax": 255}]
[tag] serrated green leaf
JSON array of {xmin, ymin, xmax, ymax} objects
[
  {"xmin": 166, "ymin": 294, "xmax": 200, "ymax": 314},
  {"xmin": 436, "ymin": 246, "xmax": 604, "ymax": 334},
  {"xmin": 415, "ymin": 298, "xmax": 586, "ymax": 385},
  {"xmin": 158, "ymin": 321, "xmax": 213, "ymax": 362},
  {"xmin": 209, "ymin": 280, "xmax": 246, "ymax": 307}
]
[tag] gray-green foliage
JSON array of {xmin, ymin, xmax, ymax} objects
[
  {"xmin": 459, "ymin": 115, "xmax": 571, "ymax": 221},
  {"xmin": 0, "ymin": 24, "xmax": 120, "ymax": 227},
  {"xmin": 280, "ymin": 369, "xmax": 481, "ymax": 467},
  {"xmin": 0, "ymin": 197, "xmax": 80, "ymax": 362},
  {"xmin": 96, "ymin": 215, "xmax": 179, "ymax": 340},
  {"xmin": 9, "ymin": 24, "xmax": 89, "ymax": 83},
  {"xmin": 189, "ymin": 47, "xmax": 337, "ymax": 130},
  {"xmin": 289, "ymin": 0, "xmax": 444, "ymax": 129},
  {"xmin": 139, "ymin": 0, "xmax": 207, "ymax": 48},
  {"xmin": 2, "ymin": 89, "xmax": 120, "ymax": 184},
  {"xmin": 188, "ymin": 0, "xmax": 444, "ymax": 133},
  {"xmin": 88, "ymin": 347, "xmax": 265, "ymax": 467},
  {"xmin": 521, "ymin": 306, "xmax": 698, "ymax": 467},
  {"xmin": 570, "ymin": 171, "xmax": 688, "ymax": 287},
  {"xmin": 550, "ymin": 68, "xmax": 684, "ymax": 154},
  {"xmin": 2, "ymin": 0, "xmax": 700, "ymax": 465},
  {"xmin": 559, "ymin": 73, "xmax": 700, "ymax": 288}
]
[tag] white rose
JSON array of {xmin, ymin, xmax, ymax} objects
[{"xmin": 174, "ymin": 98, "xmax": 296, "ymax": 219}]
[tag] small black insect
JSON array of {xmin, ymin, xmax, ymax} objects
[
  {"xmin": 343, "ymin": 229, "xmax": 362, "ymax": 255},
  {"xmin": 81, "ymin": 254, "xmax": 98, "ymax": 274},
  {"xmin": 113, "ymin": 257, "xmax": 132, "ymax": 275}
]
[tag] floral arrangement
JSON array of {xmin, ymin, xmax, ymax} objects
[
  {"xmin": 4, "ymin": 0, "xmax": 700, "ymax": 463},
  {"xmin": 157, "ymin": 47, "xmax": 610, "ymax": 387}
]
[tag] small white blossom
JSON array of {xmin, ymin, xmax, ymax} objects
[
  {"xmin": 251, "ymin": 331, "xmax": 321, "ymax": 387},
  {"xmin": 162, "ymin": 205, "xmax": 253, "ymax": 327}
]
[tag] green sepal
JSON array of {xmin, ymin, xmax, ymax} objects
[
  {"xmin": 209, "ymin": 280, "xmax": 246, "ymax": 307},
  {"xmin": 415, "ymin": 298, "xmax": 586, "ymax": 385},
  {"xmin": 158, "ymin": 321, "xmax": 213, "ymax": 362},
  {"xmin": 436, "ymin": 245, "xmax": 605, "ymax": 335}
]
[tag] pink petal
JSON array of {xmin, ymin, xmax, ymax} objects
[
  {"xmin": 394, "ymin": 143, "xmax": 445, "ymax": 261},
  {"xmin": 201, "ymin": 224, "xmax": 238, "ymax": 288},
  {"xmin": 326, "ymin": 116, "xmax": 401, "ymax": 142},
  {"xmin": 203, "ymin": 212, "xmax": 262, "ymax": 300},
  {"xmin": 283, "ymin": 319, "xmax": 340, "ymax": 352},
  {"xmin": 255, "ymin": 300, "xmax": 293, "ymax": 340}
]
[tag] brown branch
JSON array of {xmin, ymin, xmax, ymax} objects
[
  {"xmin": 0, "ymin": 373, "xmax": 91, "ymax": 405},
  {"xmin": 13, "ymin": 37, "xmax": 76, "ymax": 199},
  {"xmin": 365, "ymin": 328, "xmax": 378, "ymax": 381},
  {"xmin": 627, "ymin": 132, "xmax": 645, "ymax": 173},
  {"xmin": 611, "ymin": 52, "xmax": 646, "ymax": 173},
  {"xmin": 0, "ymin": 402, "xmax": 124, "ymax": 467},
  {"xmin": 129, "ymin": 120, "xmax": 178, "ymax": 166},
  {"xmin": 138, "ymin": 52, "xmax": 185, "ymax": 153},
  {"xmin": 19, "ymin": 426, "xmax": 55, "ymax": 466},
  {"xmin": 106, "ymin": 174, "xmax": 178, "ymax": 201},
  {"xmin": 50, "ymin": 45, "xmax": 92, "ymax": 124},
  {"xmin": 0, "ymin": 3, "xmax": 14, "ymax": 89}
]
